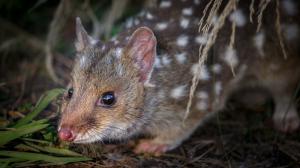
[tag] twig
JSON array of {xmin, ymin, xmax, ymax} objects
[
  {"xmin": 249, "ymin": 0, "xmax": 255, "ymax": 23},
  {"xmin": 0, "ymin": 17, "xmax": 72, "ymax": 81},
  {"xmin": 102, "ymin": 0, "xmax": 129, "ymax": 39},
  {"xmin": 0, "ymin": 17, "xmax": 45, "ymax": 50},
  {"xmin": 45, "ymin": 0, "xmax": 71, "ymax": 84},
  {"xmin": 84, "ymin": 0, "xmax": 103, "ymax": 39}
]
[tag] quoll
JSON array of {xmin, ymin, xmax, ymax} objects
[{"xmin": 58, "ymin": 0, "xmax": 300, "ymax": 155}]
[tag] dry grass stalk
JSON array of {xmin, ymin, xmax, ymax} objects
[
  {"xmin": 198, "ymin": 0, "xmax": 213, "ymax": 31},
  {"xmin": 185, "ymin": 0, "xmax": 236, "ymax": 120},
  {"xmin": 200, "ymin": 0, "xmax": 222, "ymax": 33},
  {"xmin": 256, "ymin": 0, "xmax": 271, "ymax": 32},
  {"xmin": 275, "ymin": 0, "xmax": 288, "ymax": 59},
  {"xmin": 249, "ymin": 0, "xmax": 255, "ymax": 23},
  {"xmin": 228, "ymin": 1, "xmax": 237, "ymax": 76}
]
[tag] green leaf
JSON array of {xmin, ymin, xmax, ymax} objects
[
  {"xmin": 0, "ymin": 122, "xmax": 49, "ymax": 146},
  {"xmin": 0, "ymin": 162, "xmax": 10, "ymax": 168},
  {"xmin": 14, "ymin": 144, "xmax": 40, "ymax": 152},
  {"xmin": 25, "ymin": 142, "xmax": 82, "ymax": 157},
  {"xmin": 0, "ymin": 151, "xmax": 92, "ymax": 165},
  {"xmin": 10, "ymin": 159, "xmax": 41, "ymax": 167},
  {"xmin": 13, "ymin": 88, "xmax": 64, "ymax": 128},
  {"xmin": 0, "ymin": 158, "xmax": 26, "ymax": 163},
  {"xmin": 22, "ymin": 138, "xmax": 52, "ymax": 145}
]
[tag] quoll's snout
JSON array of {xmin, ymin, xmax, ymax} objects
[{"xmin": 58, "ymin": 127, "xmax": 77, "ymax": 142}]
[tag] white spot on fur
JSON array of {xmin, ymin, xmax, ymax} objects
[
  {"xmin": 182, "ymin": 7, "xmax": 193, "ymax": 16},
  {"xmin": 196, "ymin": 101, "xmax": 208, "ymax": 111},
  {"xmin": 170, "ymin": 85, "xmax": 186, "ymax": 99},
  {"xmin": 211, "ymin": 64, "xmax": 222, "ymax": 74},
  {"xmin": 116, "ymin": 64, "xmax": 123, "ymax": 76},
  {"xmin": 191, "ymin": 64, "xmax": 210, "ymax": 81},
  {"xmin": 162, "ymin": 55, "xmax": 171, "ymax": 66},
  {"xmin": 146, "ymin": 12, "xmax": 154, "ymax": 20},
  {"xmin": 282, "ymin": 24, "xmax": 299, "ymax": 41},
  {"xmin": 195, "ymin": 35, "xmax": 208, "ymax": 45},
  {"xmin": 111, "ymin": 36, "xmax": 117, "ymax": 41},
  {"xmin": 214, "ymin": 81, "xmax": 222, "ymax": 96},
  {"xmin": 126, "ymin": 18, "xmax": 133, "ymax": 28},
  {"xmin": 194, "ymin": 0, "xmax": 200, "ymax": 5},
  {"xmin": 253, "ymin": 31, "xmax": 265, "ymax": 56},
  {"xmin": 101, "ymin": 45, "xmax": 106, "ymax": 51},
  {"xmin": 229, "ymin": 9, "xmax": 246, "ymax": 27},
  {"xmin": 134, "ymin": 19, "xmax": 140, "ymax": 25},
  {"xmin": 197, "ymin": 91, "xmax": 208, "ymax": 99},
  {"xmin": 282, "ymin": 0, "xmax": 298, "ymax": 16},
  {"xmin": 160, "ymin": 1, "xmax": 171, "ymax": 8},
  {"xmin": 114, "ymin": 40, "xmax": 119, "ymax": 45},
  {"xmin": 115, "ymin": 47, "xmax": 123, "ymax": 59},
  {"xmin": 80, "ymin": 56, "xmax": 86, "ymax": 67},
  {"xmin": 175, "ymin": 52, "xmax": 187, "ymax": 64},
  {"xmin": 176, "ymin": 35, "xmax": 189, "ymax": 47},
  {"xmin": 90, "ymin": 38, "xmax": 98, "ymax": 45},
  {"xmin": 180, "ymin": 18, "xmax": 190, "ymax": 29},
  {"xmin": 154, "ymin": 57, "xmax": 163, "ymax": 68},
  {"xmin": 138, "ymin": 11, "xmax": 146, "ymax": 17},
  {"xmin": 223, "ymin": 47, "xmax": 239, "ymax": 68},
  {"xmin": 155, "ymin": 22, "xmax": 168, "ymax": 31}
]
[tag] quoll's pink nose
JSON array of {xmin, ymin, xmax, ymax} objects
[{"xmin": 58, "ymin": 128, "xmax": 76, "ymax": 142}]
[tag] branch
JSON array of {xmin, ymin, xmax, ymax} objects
[{"xmin": 45, "ymin": 0, "xmax": 72, "ymax": 84}]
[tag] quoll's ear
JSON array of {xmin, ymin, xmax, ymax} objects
[
  {"xmin": 75, "ymin": 17, "xmax": 97, "ymax": 52},
  {"xmin": 126, "ymin": 27, "xmax": 157, "ymax": 84}
]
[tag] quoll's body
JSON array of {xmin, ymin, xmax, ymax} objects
[{"xmin": 59, "ymin": 0, "xmax": 300, "ymax": 154}]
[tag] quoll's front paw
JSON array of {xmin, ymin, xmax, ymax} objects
[{"xmin": 134, "ymin": 139, "xmax": 170, "ymax": 156}]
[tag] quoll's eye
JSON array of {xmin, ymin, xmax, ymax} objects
[
  {"xmin": 67, "ymin": 88, "xmax": 74, "ymax": 99},
  {"xmin": 98, "ymin": 92, "xmax": 116, "ymax": 107}
]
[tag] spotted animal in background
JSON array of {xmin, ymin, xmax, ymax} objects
[{"xmin": 58, "ymin": 0, "xmax": 300, "ymax": 155}]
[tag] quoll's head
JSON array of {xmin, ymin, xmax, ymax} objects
[{"xmin": 58, "ymin": 18, "xmax": 157, "ymax": 143}]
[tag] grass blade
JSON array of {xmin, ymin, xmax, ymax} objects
[
  {"xmin": 25, "ymin": 142, "xmax": 82, "ymax": 156},
  {"xmin": 22, "ymin": 138, "xmax": 52, "ymax": 145},
  {"xmin": 14, "ymin": 144, "xmax": 40, "ymax": 152},
  {"xmin": 0, "ymin": 151, "xmax": 92, "ymax": 165},
  {"xmin": 0, "ymin": 162, "xmax": 10, "ymax": 168},
  {"xmin": 13, "ymin": 88, "xmax": 64, "ymax": 128},
  {"xmin": 0, "ymin": 123, "xmax": 49, "ymax": 146}
]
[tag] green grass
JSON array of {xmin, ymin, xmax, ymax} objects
[{"xmin": 0, "ymin": 89, "xmax": 92, "ymax": 167}]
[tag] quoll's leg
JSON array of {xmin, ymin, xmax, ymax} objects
[
  {"xmin": 134, "ymin": 139, "xmax": 169, "ymax": 156},
  {"xmin": 134, "ymin": 119, "xmax": 201, "ymax": 156},
  {"xmin": 273, "ymin": 96, "xmax": 300, "ymax": 133}
]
